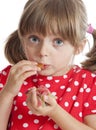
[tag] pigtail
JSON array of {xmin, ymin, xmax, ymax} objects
[
  {"xmin": 4, "ymin": 30, "xmax": 27, "ymax": 64},
  {"xmin": 81, "ymin": 25, "xmax": 96, "ymax": 72},
  {"xmin": 4, "ymin": 0, "xmax": 34, "ymax": 65}
]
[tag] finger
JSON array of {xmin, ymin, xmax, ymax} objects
[
  {"xmin": 26, "ymin": 90, "xmax": 42, "ymax": 115},
  {"xmin": 26, "ymin": 98, "xmax": 41, "ymax": 115},
  {"xmin": 28, "ymin": 87, "xmax": 38, "ymax": 107},
  {"xmin": 9, "ymin": 60, "xmax": 40, "ymax": 81},
  {"xmin": 43, "ymin": 95, "xmax": 57, "ymax": 106},
  {"xmin": 14, "ymin": 60, "xmax": 38, "ymax": 67},
  {"xmin": 11, "ymin": 61, "xmax": 38, "ymax": 76},
  {"xmin": 18, "ymin": 70, "xmax": 37, "ymax": 81}
]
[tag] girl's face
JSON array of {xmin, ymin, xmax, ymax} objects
[{"xmin": 23, "ymin": 33, "xmax": 76, "ymax": 76}]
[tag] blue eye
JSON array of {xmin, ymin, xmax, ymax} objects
[
  {"xmin": 29, "ymin": 35, "xmax": 39, "ymax": 44},
  {"xmin": 54, "ymin": 39, "xmax": 63, "ymax": 46}
]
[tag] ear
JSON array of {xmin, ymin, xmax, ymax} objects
[{"xmin": 75, "ymin": 39, "xmax": 87, "ymax": 55}]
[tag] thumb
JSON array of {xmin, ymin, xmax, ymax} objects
[{"xmin": 43, "ymin": 95, "xmax": 57, "ymax": 106}]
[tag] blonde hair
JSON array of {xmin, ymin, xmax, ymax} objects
[{"xmin": 5, "ymin": 0, "xmax": 88, "ymax": 64}]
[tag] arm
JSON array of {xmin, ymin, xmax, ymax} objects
[
  {"xmin": 0, "ymin": 60, "xmax": 40, "ymax": 130},
  {"xmin": 0, "ymin": 89, "xmax": 14, "ymax": 130},
  {"xmin": 49, "ymin": 104, "xmax": 95, "ymax": 130},
  {"xmin": 84, "ymin": 115, "xmax": 96, "ymax": 129}
]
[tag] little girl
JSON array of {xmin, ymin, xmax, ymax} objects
[{"xmin": 0, "ymin": 0, "xmax": 96, "ymax": 130}]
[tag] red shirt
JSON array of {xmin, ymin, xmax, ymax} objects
[{"xmin": 0, "ymin": 65, "xmax": 96, "ymax": 130}]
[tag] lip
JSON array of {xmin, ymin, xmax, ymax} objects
[
  {"xmin": 43, "ymin": 64, "xmax": 50, "ymax": 69},
  {"xmin": 38, "ymin": 63, "xmax": 50, "ymax": 70}
]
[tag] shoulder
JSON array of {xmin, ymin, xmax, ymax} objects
[
  {"xmin": 73, "ymin": 65, "xmax": 96, "ymax": 77},
  {"xmin": 0, "ymin": 65, "xmax": 12, "ymax": 87},
  {"xmin": 73, "ymin": 65, "xmax": 96, "ymax": 86},
  {"xmin": 0, "ymin": 65, "xmax": 12, "ymax": 75}
]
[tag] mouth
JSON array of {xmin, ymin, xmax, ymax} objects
[
  {"xmin": 37, "ymin": 63, "xmax": 50, "ymax": 70},
  {"xmin": 37, "ymin": 63, "xmax": 44, "ymax": 69}
]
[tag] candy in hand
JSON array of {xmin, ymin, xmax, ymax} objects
[
  {"xmin": 25, "ymin": 85, "xmax": 57, "ymax": 107},
  {"xmin": 37, "ymin": 63, "xmax": 44, "ymax": 69},
  {"xmin": 37, "ymin": 85, "xmax": 57, "ymax": 106},
  {"xmin": 36, "ymin": 85, "xmax": 50, "ymax": 106}
]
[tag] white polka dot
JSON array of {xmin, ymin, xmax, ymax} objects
[
  {"xmin": 79, "ymin": 88, "xmax": 84, "ymax": 93},
  {"xmin": 83, "ymin": 84, "xmax": 87, "ymax": 89},
  {"xmin": 45, "ymin": 83, "xmax": 51, "ymax": 88},
  {"xmin": 93, "ymin": 96, "xmax": 96, "ymax": 101},
  {"xmin": 54, "ymin": 124, "xmax": 59, "ymax": 129},
  {"xmin": 79, "ymin": 112, "xmax": 82, "ymax": 117},
  {"xmin": 18, "ymin": 114, "xmax": 23, "ymax": 119},
  {"xmin": 74, "ymin": 102, "xmax": 79, "ymax": 107},
  {"xmin": 91, "ymin": 73, "xmax": 96, "ymax": 77},
  {"xmin": 72, "ymin": 95, "xmax": 77, "ymax": 100},
  {"xmin": 64, "ymin": 102, "xmax": 69, "ymax": 107},
  {"xmin": 11, "ymin": 122, "xmax": 13, "ymax": 126},
  {"xmin": 59, "ymin": 97, "xmax": 63, "ymax": 101},
  {"xmin": 91, "ymin": 110, "xmax": 96, "ymax": 113},
  {"xmin": 23, "ymin": 123, "xmax": 29, "ymax": 128},
  {"xmin": 2, "ymin": 71, "xmax": 7, "ymax": 76},
  {"xmin": 34, "ymin": 119, "xmax": 39, "ymax": 124},
  {"xmin": 47, "ymin": 76, "xmax": 53, "ymax": 80},
  {"xmin": 55, "ymin": 80, "xmax": 60, "ymax": 83},
  {"xmin": 14, "ymin": 106, "xmax": 18, "ymax": 111},
  {"xmin": 60, "ymin": 85, "xmax": 65, "ymax": 89},
  {"xmin": 74, "ymin": 81, "xmax": 79, "ymax": 86},
  {"xmin": 0, "ymin": 83, "xmax": 3, "ymax": 88},
  {"xmin": 82, "ymin": 73, "xmax": 86, "ymax": 78},
  {"xmin": 51, "ymin": 92, "xmax": 57, "ymax": 96},
  {"xmin": 23, "ymin": 81, "xmax": 28, "ymax": 85},
  {"xmin": 77, "ymin": 69, "xmax": 81, "ymax": 73},
  {"xmin": 23, "ymin": 101, "xmax": 27, "ymax": 106},
  {"xmin": 39, "ymin": 79, "xmax": 43, "ymax": 81},
  {"xmin": 69, "ymin": 78, "xmax": 73, "ymax": 82},
  {"xmin": 63, "ymin": 75, "xmax": 68, "ymax": 79},
  {"xmin": 28, "ymin": 110, "xmax": 33, "ymax": 115},
  {"xmin": 76, "ymin": 69, "xmax": 81, "ymax": 73},
  {"xmin": 18, "ymin": 92, "xmax": 23, "ymax": 97},
  {"xmin": 86, "ymin": 88, "xmax": 91, "ymax": 93},
  {"xmin": 39, "ymin": 125, "xmax": 43, "ymax": 130},
  {"xmin": 33, "ymin": 79, "xmax": 38, "ymax": 82},
  {"xmin": 66, "ymin": 87, "xmax": 71, "ymax": 92},
  {"xmin": 13, "ymin": 100, "xmax": 16, "ymax": 105},
  {"xmin": 48, "ymin": 117, "xmax": 51, "ymax": 121},
  {"xmin": 84, "ymin": 102, "xmax": 89, "ymax": 107}
]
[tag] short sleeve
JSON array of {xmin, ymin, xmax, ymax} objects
[
  {"xmin": 0, "ymin": 65, "xmax": 11, "ymax": 91},
  {"xmin": 83, "ymin": 73, "xmax": 96, "ymax": 116}
]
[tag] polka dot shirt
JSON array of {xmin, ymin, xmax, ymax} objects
[{"xmin": 0, "ymin": 65, "xmax": 96, "ymax": 130}]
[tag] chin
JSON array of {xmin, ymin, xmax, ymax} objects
[{"xmin": 38, "ymin": 70, "xmax": 53, "ymax": 76}]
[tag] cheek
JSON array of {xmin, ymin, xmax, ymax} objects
[
  {"xmin": 23, "ymin": 46, "xmax": 34, "ymax": 60},
  {"xmin": 59, "ymin": 49, "xmax": 74, "ymax": 63},
  {"xmin": 64, "ymin": 51, "xmax": 74, "ymax": 60}
]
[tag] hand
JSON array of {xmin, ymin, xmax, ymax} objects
[
  {"xmin": 26, "ymin": 86, "xmax": 57, "ymax": 116},
  {"xmin": 3, "ymin": 60, "xmax": 40, "ymax": 97}
]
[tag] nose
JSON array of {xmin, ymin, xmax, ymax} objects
[{"xmin": 39, "ymin": 40, "xmax": 49, "ymax": 57}]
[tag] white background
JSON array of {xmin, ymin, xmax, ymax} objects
[{"xmin": 0, "ymin": 0, "xmax": 96, "ymax": 70}]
